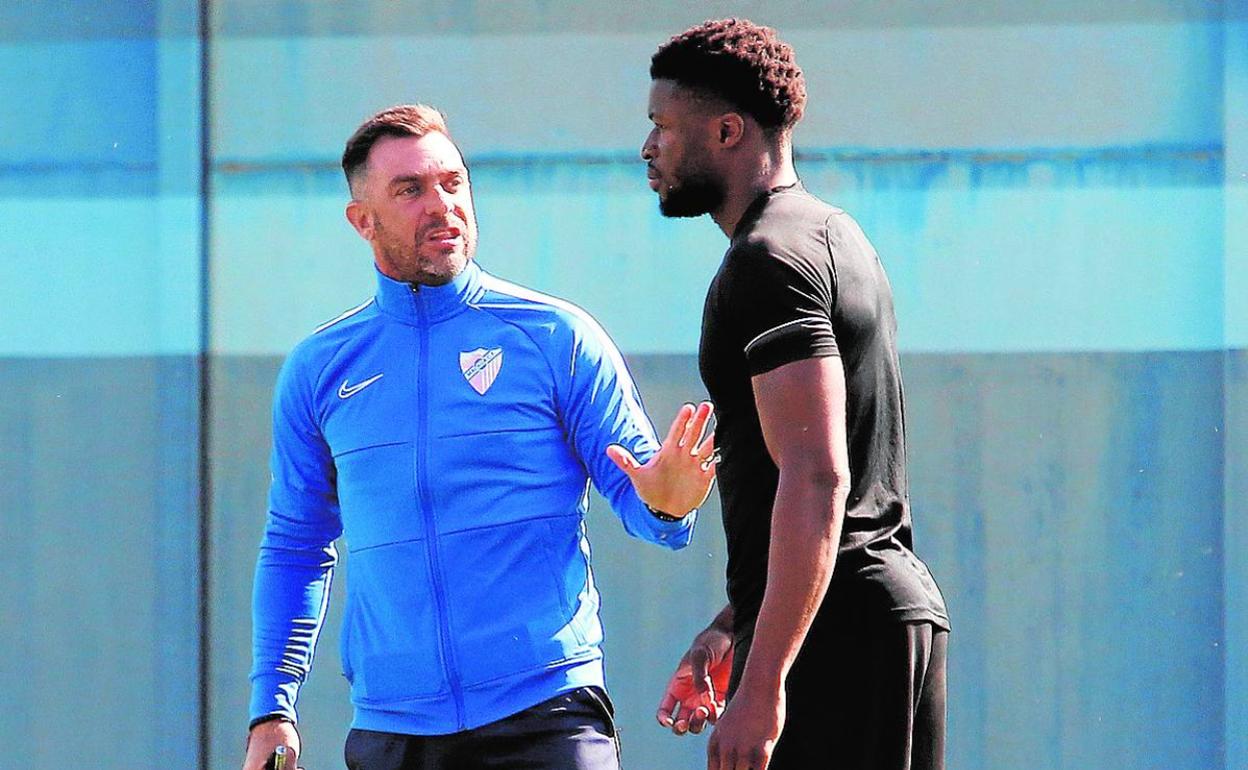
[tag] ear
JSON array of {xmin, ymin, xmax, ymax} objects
[
  {"xmin": 345, "ymin": 199, "xmax": 374, "ymax": 241},
  {"xmin": 716, "ymin": 113, "xmax": 746, "ymax": 149}
]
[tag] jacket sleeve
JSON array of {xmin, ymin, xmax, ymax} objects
[
  {"xmin": 249, "ymin": 347, "xmax": 343, "ymax": 724},
  {"xmin": 561, "ymin": 312, "xmax": 697, "ymax": 550}
]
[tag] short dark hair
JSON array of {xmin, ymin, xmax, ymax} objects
[
  {"xmin": 650, "ymin": 18, "xmax": 806, "ymax": 132},
  {"xmin": 342, "ymin": 104, "xmax": 450, "ymax": 195}
]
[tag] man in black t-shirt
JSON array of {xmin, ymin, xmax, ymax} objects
[{"xmin": 642, "ymin": 19, "xmax": 950, "ymax": 770}]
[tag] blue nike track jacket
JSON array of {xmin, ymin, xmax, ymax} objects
[{"xmin": 249, "ymin": 261, "xmax": 697, "ymax": 736}]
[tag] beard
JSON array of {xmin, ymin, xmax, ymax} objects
[
  {"xmin": 658, "ymin": 170, "xmax": 725, "ymax": 218},
  {"xmin": 374, "ymin": 215, "xmax": 475, "ymax": 286}
]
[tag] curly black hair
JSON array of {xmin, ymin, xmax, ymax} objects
[{"xmin": 650, "ymin": 18, "xmax": 806, "ymax": 132}]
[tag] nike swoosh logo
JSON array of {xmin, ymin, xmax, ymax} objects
[{"xmin": 338, "ymin": 373, "xmax": 384, "ymax": 399}]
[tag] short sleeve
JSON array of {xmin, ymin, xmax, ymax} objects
[{"xmin": 721, "ymin": 240, "xmax": 839, "ymax": 376}]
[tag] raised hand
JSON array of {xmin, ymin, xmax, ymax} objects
[{"xmin": 607, "ymin": 401, "xmax": 717, "ymax": 517}]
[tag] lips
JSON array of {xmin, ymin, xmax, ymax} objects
[
  {"xmin": 425, "ymin": 226, "xmax": 461, "ymax": 241},
  {"xmin": 646, "ymin": 168, "xmax": 661, "ymax": 191}
]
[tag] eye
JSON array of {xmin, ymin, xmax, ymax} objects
[
  {"xmin": 399, "ymin": 184, "xmax": 421, "ymax": 197},
  {"xmin": 444, "ymin": 175, "xmax": 464, "ymax": 193}
]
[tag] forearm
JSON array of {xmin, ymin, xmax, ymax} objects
[
  {"xmin": 736, "ymin": 470, "xmax": 847, "ymax": 694},
  {"xmin": 249, "ymin": 538, "xmax": 338, "ymax": 721}
]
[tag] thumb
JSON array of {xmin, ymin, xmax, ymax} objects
[
  {"xmin": 606, "ymin": 444, "xmax": 641, "ymax": 474},
  {"xmin": 689, "ymin": 648, "xmax": 712, "ymax": 693}
]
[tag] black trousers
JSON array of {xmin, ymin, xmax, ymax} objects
[
  {"xmin": 766, "ymin": 619, "xmax": 948, "ymax": 770},
  {"xmin": 343, "ymin": 687, "xmax": 620, "ymax": 770}
]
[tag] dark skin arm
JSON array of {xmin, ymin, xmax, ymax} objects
[{"xmin": 705, "ymin": 356, "xmax": 851, "ymax": 770}]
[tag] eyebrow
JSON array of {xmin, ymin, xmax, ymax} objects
[
  {"xmin": 387, "ymin": 169, "xmax": 464, "ymax": 190},
  {"xmin": 388, "ymin": 173, "xmax": 431, "ymax": 189}
]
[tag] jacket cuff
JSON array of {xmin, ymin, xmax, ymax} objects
[
  {"xmin": 625, "ymin": 491, "xmax": 697, "ymax": 549},
  {"xmin": 249, "ymin": 672, "xmax": 301, "ymax": 725}
]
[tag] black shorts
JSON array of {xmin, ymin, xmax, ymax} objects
[
  {"xmin": 764, "ymin": 619, "xmax": 948, "ymax": 770},
  {"xmin": 343, "ymin": 687, "xmax": 620, "ymax": 770}
]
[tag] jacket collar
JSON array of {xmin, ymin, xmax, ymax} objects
[{"xmin": 373, "ymin": 260, "xmax": 482, "ymax": 324}]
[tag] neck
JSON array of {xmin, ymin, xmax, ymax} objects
[{"xmin": 710, "ymin": 141, "xmax": 798, "ymax": 238}]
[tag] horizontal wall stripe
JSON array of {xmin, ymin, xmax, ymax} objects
[
  {"xmin": 0, "ymin": 0, "xmax": 157, "ymax": 42},
  {"xmin": 5, "ymin": 168, "xmax": 1222, "ymax": 357},
  {"xmin": 208, "ymin": 1, "xmax": 1234, "ymax": 38},
  {"xmin": 211, "ymin": 24, "xmax": 1223, "ymax": 161},
  {"xmin": 0, "ymin": 197, "xmax": 202, "ymax": 357},
  {"xmin": 204, "ymin": 164, "xmax": 1222, "ymax": 356},
  {"xmin": 5, "ymin": 1, "xmax": 1238, "ymax": 42},
  {"xmin": 1, "ymin": 143, "xmax": 1223, "ymax": 198},
  {"xmin": 211, "ymin": 143, "xmax": 1224, "ymax": 191},
  {"xmin": 0, "ymin": 40, "xmax": 158, "ymax": 166}
]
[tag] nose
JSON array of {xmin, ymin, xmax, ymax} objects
[
  {"xmin": 641, "ymin": 128, "xmax": 657, "ymax": 161},
  {"xmin": 424, "ymin": 186, "xmax": 453, "ymax": 215}
]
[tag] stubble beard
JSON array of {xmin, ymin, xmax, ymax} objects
[{"xmin": 375, "ymin": 216, "xmax": 475, "ymax": 286}]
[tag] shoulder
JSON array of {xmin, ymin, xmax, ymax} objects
[
  {"xmin": 282, "ymin": 297, "xmax": 378, "ymax": 383},
  {"xmin": 734, "ymin": 192, "xmax": 841, "ymax": 260},
  {"xmin": 471, "ymin": 273, "xmax": 610, "ymax": 349}
]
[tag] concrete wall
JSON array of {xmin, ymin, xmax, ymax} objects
[{"xmin": 1, "ymin": 2, "xmax": 1240, "ymax": 768}]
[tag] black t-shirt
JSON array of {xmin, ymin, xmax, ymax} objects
[{"xmin": 699, "ymin": 184, "xmax": 949, "ymax": 660}]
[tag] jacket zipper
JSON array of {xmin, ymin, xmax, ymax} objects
[{"xmin": 415, "ymin": 299, "xmax": 467, "ymax": 729}]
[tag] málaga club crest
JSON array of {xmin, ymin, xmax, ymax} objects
[{"xmin": 460, "ymin": 347, "xmax": 503, "ymax": 395}]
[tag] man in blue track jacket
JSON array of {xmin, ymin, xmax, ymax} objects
[{"xmin": 242, "ymin": 104, "xmax": 718, "ymax": 770}]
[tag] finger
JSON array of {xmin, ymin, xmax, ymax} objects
[
  {"xmin": 755, "ymin": 746, "xmax": 773, "ymax": 770},
  {"xmin": 685, "ymin": 401, "xmax": 714, "ymax": 451},
  {"xmin": 657, "ymin": 690, "xmax": 679, "ymax": 727},
  {"xmin": 665, "ymin": 403, "xmax": 696, "ymax": 448},
  {"xmin": 688, "ymin": 648, "xmax": 711, "ymax": 688},
  {"xmin": 688, "ymin": 705, "xmax": 711, "ymax": 734},
  {"xmin": 696, "ymin": 428, "xmax": 718, "ymax": 461},
  {"xmin": 678, "ymin": 399, "xmax": 708, "ymax": 446},
  {"xmin": 699, "ymin": 435, "xmax": 719, "ymax": 474},
  {"xmin": 706, "ymin": 700, "xmax": 722, "ymax": 724},
  {"xmin": 606, "ymin": 444, "xmax": 640, "ymax": 474}
]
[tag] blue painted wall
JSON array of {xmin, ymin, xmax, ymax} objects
[
  {"xmin": 1, "ymin": 2, "xmax": 1241, "ymax": 769},
  {"xmin": 0, "ymin": 1, "xmax": 203, "ymax": 768}
]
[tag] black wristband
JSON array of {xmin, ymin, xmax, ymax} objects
[
  {"xmin": 249, "ymin": 713, "xmax": 295, "ymax": 731},
  {"xmin": 645, "ymin": 502, "xmax": 684, "ymax": 523}
]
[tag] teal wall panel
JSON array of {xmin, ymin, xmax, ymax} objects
[
  {"xmin": 0, "ymin": 358, "xmax": 201, "ymax": 768},
  {"xmin": 1225, "ymin": 350, "xmax": 1247, "ymax": 770},
  {"xmin": 906, "ymin": 351, "xmax": 1224, "ymax": 770},
  {"xmin": 0, "ymin": 2, "xmax": 205, "ymax": 768},
  {"xmin": 1222, "ymin": 12, "xmax": 1247, "ymax": 770},
  {"xmin": 0, "ymin": 15, "xmax": 202, "ymax": 358}
]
